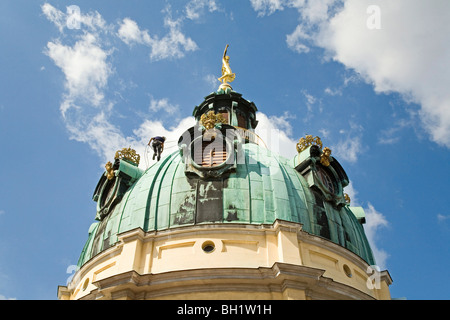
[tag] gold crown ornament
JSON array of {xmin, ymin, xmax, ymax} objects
[
  {"xmin": 114, "ymin": 147, "xmax": 140, "ymax": 166},
  {"xmin": 296, "ymin": 135, "xmax": 323, "ymax": 153}
]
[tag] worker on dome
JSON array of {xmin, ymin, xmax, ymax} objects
[{"xmin": 148, "ymin": 136, "xmax": 166, "ymax": 161}]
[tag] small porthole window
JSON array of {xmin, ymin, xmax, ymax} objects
[
  {"xmin": 343, "ymin": 264, "xmax": 352, "ymax": 278},
  {"xmin": 202, "ymin": 241, "xmax": 215, "ymax": 253},
  {"xmin": 82, "ymin": 278, "xmax": 89, "ymax": 291}
]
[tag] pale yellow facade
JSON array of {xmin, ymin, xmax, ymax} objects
[{"xmin": 58, "ymin": 220, "xmax": 392, "ymax": 300}]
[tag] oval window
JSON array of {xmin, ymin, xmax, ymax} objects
[{"xmin": 202, "ymin": 241, "xmax": 215, "ymax": 253}]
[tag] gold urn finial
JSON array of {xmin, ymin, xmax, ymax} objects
[
  {"xmin": 218, "ymin": 44, "xmax": 236, "ymax": 91},
  {"xmin": 114, "ymin": 147, "xmax": 140, "ymax": 166}
]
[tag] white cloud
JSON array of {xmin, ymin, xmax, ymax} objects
[
  {"xmin": 117, "ymin": 14, "xmax": 198, "ymax": 61},
  {"xmin": 251, "ymin": 0, "xmax": 450, "ymax": 148},
  {"xmin": 204, "ymin": 74, "xmax": 219, "ymax": 91},
  {"xmin": 46, "ymin": 33, "xmax": 112, "ymax": 113},
  {"xmin": 286, "ymin": 25, "xmax": 311, "ymax": 53},
  {"xmin": 151, "ymin": 16, "xmax": 198, "ymax": 61},
  {"xmin": 0, "ymin": 210, "xmax": 4, "ymax": 216},
  {"xmin": 43, "ymin": 4, "xmax": 119, "ymax": 165},
  {"xmin": 363, "ymin": 203, "xmax": 389, "ymax": 269},
  {"xmin": 301, "ymin": 89, "xmax": 317, "ymax": 113},
  {"xmin": 0, "ymin": 294, "xmax": 16, "ymax": 300},
  {"xmin": 76, "ymin": 9, "xmax": 107, "ymax": 32},
  {"xmin": 318, "ymin": 128, "xmax": 330, "ymax": 139},
  {"xmin": 377, "ymin": 117, "xmax": 414, "ymax": 145},
  {"xmin": 324, "ymin": 87, "xmax": 342, "ymax": 96},
  {"xmin": 249, "ymin": 0, "xmax": 286, "ymax": 16},
  {"xmin": 65, "ymin": 111, "xmax": 130, "ymax": 164},
  {"xmin": 267, "ymin": 111, "xmax": 296, "ymax": 136},
  {"xmin": 117, "ymin": 18, "xmax": 152, "ymax": 46},
  {"xmin": 41, "ymin": 3, "xmax": 66, "ymax": 32},
  {"xmin": 314, "ymin": 1, "xmax": 450, "ymax": 148},
  {"xmin": 43, "ymin": 5, "xmax": 126, "ymax": 166},
  {"xmin": 284, "ymin": 0, "xmax": 339, "ymax": 54},
  {"xmin": 149, "ymin": 97, "xmax": 179, "ymax": 115},
  {"xmin": 185, "ymin": 0, "xmax": 219, "ymax": 20},
  {"xmin": 324, "ymin": 71, "xmax": 360, "ymax": 97},
  {"xmin": 255, "ymin": 112, "xmax": 298, "ymax": 159},
  {"xmin": 332, "ymin": 135, "xmax": 363, "ymax": 163},
  {"xmin": 437, "ymin": 214, "xmax": 450, "ymax": 222},
  {"xmin": 299, "ymin": 0, "xmax": 337, "ymax": 23},
  {"xmin": 41, "ymin": 3, "xmax": 107, "ymax": 33}
]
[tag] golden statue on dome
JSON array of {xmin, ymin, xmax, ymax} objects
[{"xmin": 218, "ymin": 44, "xmax": 236, "ymax": 91}]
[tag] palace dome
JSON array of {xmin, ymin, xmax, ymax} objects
[{"xmin": 77, "ymin": 90, "xmax": 375, "ymax": 268}]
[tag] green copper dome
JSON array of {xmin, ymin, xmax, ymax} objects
[{"xmin": 77, "ymin": 91, "xmax": 375, "ymax": 268}]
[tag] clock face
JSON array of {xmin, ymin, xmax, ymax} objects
[{"xmin": 317, "ymin": 168, "xmax": 335, "ymax": 194}]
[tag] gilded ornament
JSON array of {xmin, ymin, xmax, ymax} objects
[
  {"xmin": 344, "ymin": 193, "xmax": 351, "ymax": 204},
  {"xmin": 105, "ymin": 161, "xmax": 115, "ymax": 180},
  {"xmin": 200, "ymin": 110, "xmax": 228, "ymax": 130},
  {"xmin": 218, "ymin": 44, "xmax": 236, "ymax": 91},
  {"xmin": 320, "ymin": 147, "xmax": 332, "ymax": 167},
  {"xmin": 114, "ymin": 147, "xmax": 140, "ymax": 165},
  {"xmin": 296, "ymin": 135, "xmax": 323, "ymax": 153}
]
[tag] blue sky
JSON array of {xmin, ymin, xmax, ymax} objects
[{"xmin": 0, "ymin": 0, "xmax": 449, "ymax": 300}]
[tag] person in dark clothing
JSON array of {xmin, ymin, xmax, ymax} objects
[{"xmin": 148, "ymin": 136, "xmax": 166, "ymax": 161}]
